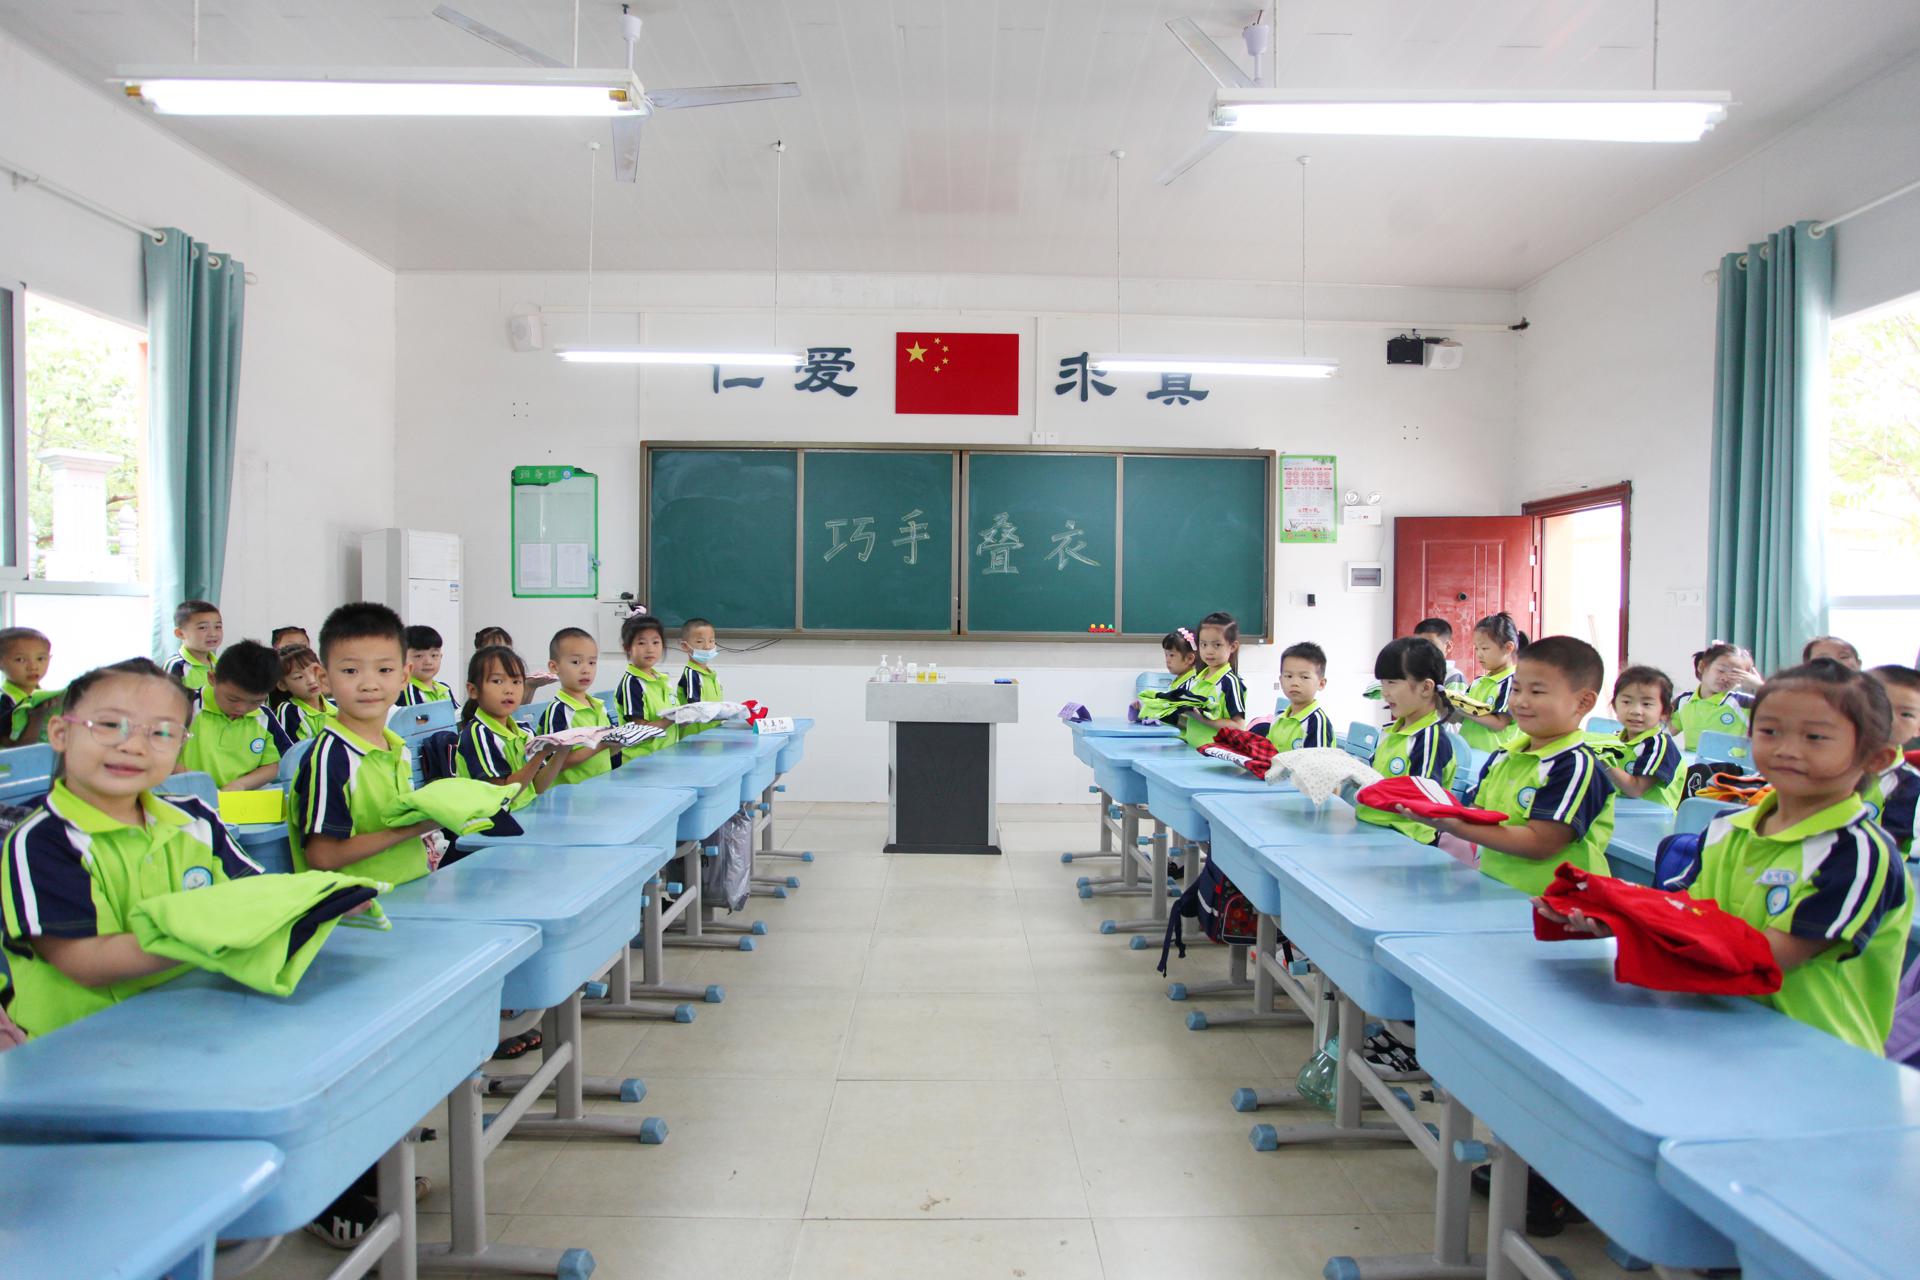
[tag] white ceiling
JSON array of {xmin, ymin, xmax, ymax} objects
[{"xmin": 6, "ymin": 1, "xmax": 1920, "ymax": 288}]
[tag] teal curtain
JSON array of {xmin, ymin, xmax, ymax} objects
[
  {"xmin": 144, "ymin": 228, "xmax": 245, "ymax": 658},
  {"xmin": 1706, "ymin": 220, "xmax": 1832, "ymax": 676}
]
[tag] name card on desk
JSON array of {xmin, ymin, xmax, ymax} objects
[{"xmin": 755, "ymin": 717, "xmax": 795, "ymax": 736}]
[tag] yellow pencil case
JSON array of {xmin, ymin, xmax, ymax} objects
[{"xmin": 219, "ymin": 789, "xmax": 286, "ymax": 825}]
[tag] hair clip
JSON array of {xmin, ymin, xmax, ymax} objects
[{"xmin": 1177, "ymin": 626, "xmax": 1196, "ymax": 646}]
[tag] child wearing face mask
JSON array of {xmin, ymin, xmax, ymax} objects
[{"xmin": 675, "ymin": 617, "xmax": 726, "ymax": 739}]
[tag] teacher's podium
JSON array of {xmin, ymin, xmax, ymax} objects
[{"xmin": 866, "ymin": 680, "xmax": 1018, "ymax": 854}]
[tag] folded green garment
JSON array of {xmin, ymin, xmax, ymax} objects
[
  {"xmin": 387, "ymin": 777, "xmax": 517, "ymax": 834},
  {"xmin": 1135, "ymin": 687, "xmax": 1210, "ymax": 724},
  {"xmin": 129, "ymin": 870, "xmax": 388, "ymax": 997}
]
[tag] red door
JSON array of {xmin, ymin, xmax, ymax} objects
[{"xmin": 1393, "ymin": 516, "xmax": 1538, "ymax": 680}]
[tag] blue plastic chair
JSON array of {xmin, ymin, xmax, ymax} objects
[
  {"xmin": 1695, "ymin": 730, "xmax": 1752, "ymax": 766},
  {"xmin": 389, "ymin": 701, "xmax": 458, "ymax": 753},
  {"xmin": 276, "ymin": 738, "xmax": 316, "ymax": 789},
  {"xmin": 1343, "ymin": 721, "xmax": 1380, "ymax": 762},
  {"xmin": 1586, "ymin": 716, "xmax": 1622, "ymax": 736},
  {"xmin": 155, "ymin": 772, "xmax": 219, "ymax": 809},
  {"xmin": 1676, "ymin": 796, "xmax": 1740, "ymax": 836},
  {"xmin": 592, "ymin": 687, "xmax": 620, "ymax": 719},
  {"xmin": 1135, "ymin": 671, "xmax": 1173, "ymax": 695},
  {"xmin": 0, "ymin": 744, "xmax": 55, "ymax": 806}
]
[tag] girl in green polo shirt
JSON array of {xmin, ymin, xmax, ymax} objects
[
  {"xmin": 1356, "ymin": 637, "xmax": 1458, "ymax": 844},
  {"xmin": 1598, "ymin": 664, "xmax": 1684, "ymax": 809},
  {"xmin": 1542, "ymin": 661, "xmax": 1912, "ymax": 1054},
  {"xmin": 457, "ymin": 645, "xmax": 568, "ymax": 809},
  {"xmin": 1458, "ymin": 611, "xmax": 1528, "ymax": 753},
  {"xmin": 1176, "ymin": 612, "xmax": 1251, "ymax": 749},
  {"xmin": 0, "ymin": 657, "xmax": 261, "ymax": 1038},
  {"xmin": 1671, "ymin": 641, "xmax": 1759, "ymax": 750},
  {"xmin": 270, "ymin": 645, "xmax": 335, "ymax": 743}
]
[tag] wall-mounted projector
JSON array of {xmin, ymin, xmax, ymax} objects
[{"xmin": 1386, "ymin": 331, "xmax": 1463, "ymax": 370}]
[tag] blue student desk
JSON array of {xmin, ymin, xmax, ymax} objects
[
  {"xmin": 0, "ymin": 918, "xmax": 537, "ymax": 1242},
  {"xmin": 1132, "ymin": 752, "xmax": 1283, "ymax": 845},
  {"xmin": 1074, "ymin": 736, "xmax": 1188, "ymax": 913},
  {"xmin": 459, "ymin": 780, "xmax": 683, "ymax": 849},
  {"xmin": 593, "ymin": 749, "xmax": 754, "ymax": 843},
  {"xmin": 1656, "ymin": 1127, "xmax": 1920, "ymax": 1280},
  {"xmin": 668, "ymin": 733, "xmax": 782, "ymax": 805},
  {"xmin": 714, "ymin": 716, "xmax": 815, "ymax": 776},
  {"xmin": 1605, "ymin": 805, "xmax": 1677, "ymax": 885},
  {"xmin": 1199, "ymin": 792, "xmax": 1410, "ymax": 922},
  {"xmin": 383, "ymin": 844, "xmax": 666, "ymax": 1277},
  {"xmin": 0, "ymin": 1139, "xmax": 282, "ymax": 1280},
  {"xmin": 1068, "ymin": 717, "xmax": 1174, "ymax": 768},
  {"xmin": 1376, "ymin": 931, "xmax": 1920, "ymax": 1271}
]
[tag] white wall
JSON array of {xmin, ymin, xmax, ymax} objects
[
  {"xmin": 1513, "ymin": 52, "xmax": 1920, "ymax": 684},
  {"xmin": 396, "ymin": 270, "xmax": 1519, "ymax": 801},
  {"xmin": 0, "ymin": 30, "xmax": 397, "ymax": 650}
]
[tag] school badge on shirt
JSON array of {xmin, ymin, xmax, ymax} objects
[{"xmin": 181, "ymin": 866, "xmax": 213, "ymax": 891}]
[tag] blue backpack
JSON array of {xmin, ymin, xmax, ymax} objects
[
  {"xmin": 417, "ymin": 730, "xmax": 460, "ymax": 784},
  {"xmin": 1157, "ymin": 862, "xmax": 1286, "ymax": 976}
]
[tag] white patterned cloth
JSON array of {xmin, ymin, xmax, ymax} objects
[
  {"xmin": 1268, "ymin": 747, "xmax": 1384, "ymax": 804},
  {"xmin": 662, "ymin": 700, "xmax": 755, "ymax": 726}
]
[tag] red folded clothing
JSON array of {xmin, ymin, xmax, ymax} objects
[
  {"xmin": 1355, "ymin": 775, "xmax": 1508, "ymax": 825},
  {"xmin": 1533, "ymin": 861, "xmax": 1782, "ymax": 995},
  {"xmin": 1199, "ymin": 742, "xmax": 1274, "ymax": 779},
  {"xmin": 1213, "ymin": 727, "xmax": 1278, "ymax": 760}
]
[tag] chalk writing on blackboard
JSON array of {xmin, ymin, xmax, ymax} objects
[
  {"xmin": 893, "ymin": 509, "xmax": 930, "ymax": 565},
  {"xmin": 822, "ymin": 516, "xmax": 878, "ymax": 563},
  {"xmin": 976, "ymin": 512, "xmax": 1024, "ymax": 574},
  {"xmin": 1045, "ymin": 520, "xmax": 1099, "ymax": 570}
]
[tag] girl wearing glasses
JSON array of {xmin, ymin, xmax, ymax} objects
[{"xmin": 0, "ymin": 657, "xmax": 263, "ymax": 1039}]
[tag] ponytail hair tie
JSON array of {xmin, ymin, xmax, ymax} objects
[{"xmin": 1177, "ymin": 627, "xmax": 1196, "ymax": 647}]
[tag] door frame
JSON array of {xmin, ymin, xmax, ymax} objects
[{"xmin": 1521, "ymin": 482, "xmax": 1632, "ymax": 665}]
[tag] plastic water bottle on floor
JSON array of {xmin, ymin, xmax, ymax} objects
[{"xmin": 1296, "ymin": 1036, "xmax": 1340, "ymax": 1111}]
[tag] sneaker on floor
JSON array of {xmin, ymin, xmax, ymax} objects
[
  {"xmin": 1361, "ymin": 1028, "xmax": 1426, "ymax": 1080},
  {"xmin": 303, "ymin": 1192, "xmax": 378, "ymax": 1251}
]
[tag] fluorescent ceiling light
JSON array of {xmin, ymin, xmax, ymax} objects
[
  {"xmin": 556, "ymin": 349, "xmax": 801, "ymax": 366},
  {"xmin": 1093, "ymin": 355, "xmax": 1338, "ymax": 379},
  {"xmin": 119, "ymin": 66, "xmax": 644, "ymax": 117},
  {"xmin": 1210, "ymin": 89, "xmax": 1731, "ymax": 143}
]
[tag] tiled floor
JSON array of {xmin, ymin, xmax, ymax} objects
[{"xmin": 257, "ymin": 801, "xmax": 1631, "ymax": 1279}]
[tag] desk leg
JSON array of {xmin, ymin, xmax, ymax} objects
[
  {"xmin": 583, "ymin": 904, "xmax": 712, "ymax": 1018},
  {"xmin": 669, "ymin": 841, "xmax": 753, "ymax": 951},
  {"xmin": 490, "ymin": 997, "xmax": 667, "ymax": 1140},
  {"xmin": 756, "ymin": 782, "xmax": 809, "ymax": 863},
  {"xmin": 1246, "ymin": 992, "xmax": 1409, "ymax": 1149},
  {"xmin": 1182, "ymin": 914, "xmax": 1312, "ymax": 1028},
  {"xmin": 1061, "ymin": 785, "xmax": 1124, "ymax": 866},
  {"xmin": 1102, "ymin": 810, "xmax": 1172, "ymax": 941},
  {"xmin": 1081, "ymin": 803, "xmax": 1150, "ymax": 896},
  {"xmin": 375, "ymin": 1135, "xmax": 417, "ymax": 1280}
]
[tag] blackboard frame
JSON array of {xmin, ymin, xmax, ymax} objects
[{"xmin": 639, "ymin": 442, "xmax": 1276, "ymax": 642}]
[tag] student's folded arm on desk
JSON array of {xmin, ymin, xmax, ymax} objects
[
  {"xmin": 1605, "ymin": 767, "xmax": 1658, "ymax": 799},
  {"xmin": 33, "ymin": 933, "xmax": 179, "ymax": 986},
  {"xmin": 301, "ymin": 821, "xmax": 439, "ymax": 871}
]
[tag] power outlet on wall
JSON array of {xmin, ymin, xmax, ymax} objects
[
  {"xmin": 1029, "ymin": 431, "xmax": 1059, "ymax": 445},
  {"xmin": 1670, "ymin": 588, "xmax": 1705, "ymax": 606}
]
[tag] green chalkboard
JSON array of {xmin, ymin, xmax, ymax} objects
[
  {"xmin": 647, "ymin": 448, "xmax": 797, "ymax": 630},
  {"xmin": 801, "ymin": 451, "xmax": 955, "ymax": 631},
  {"xmin": 1121, "ymin": 455, "xmax": 1269, "ymax": 636},
  {"xmin": 964, "ymin": 453, "xmax": 1118, "ymax": 634}
]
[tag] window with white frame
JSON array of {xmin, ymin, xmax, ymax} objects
[
  {"xmin": 1826, "ymin": 294, "xmax": 1920, "ymax": 667},
  {"xmin": 1, "ymin": 291, "xmax": 153, "ymax": 684}
]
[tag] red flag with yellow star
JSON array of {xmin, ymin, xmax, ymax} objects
[{"xmin": 894, "ymin": 332, "xmax": 1019, "ymax": 415}]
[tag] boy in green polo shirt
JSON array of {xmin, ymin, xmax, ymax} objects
[
  {"xmin": 177, "ymin": 640, "xmax": 293, "ymax": 790},
  {"xmin": 1267, "ymin": 641, "xmax": 1336, "ymax": 754},
  {"xmin": 289, "ymin": 602, "xmax": 444, "ymax": 885},
  {"xmin": 164, "ymin": 599, "xmax": 223, "ymax": 693},
  {"xmin": 614, "ymin": 614, "xmax": 679, "ymax": 758},
  {"xmin": 0, "ymin": 626, "xmax": 60, "ymax": 748},
  {"xmin": 400, "ymin": 625, "xmax": 459, "ymax": 708},
  {"xmin": 675, "ymin": 617, "xmax": 725, "ymax": 739},
  {"xmin": 542, "ymin": 627, "xmax": 620, "ymax": 784},
  {"xmin": 1, "ymin": 656, "xmax": 262, "ymax": 1038},
  {"xmin": 1418, "ymin": 635, "xmax": 1618, "ymax": 896}
]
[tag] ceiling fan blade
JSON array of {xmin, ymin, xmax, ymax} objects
[
  {"xmin": 1154, "ymin": 130, "xmax": 1235, "ymax": 186},
  {"xmin": 643, "ymin": 82, "xmax": 801, "ymax": 111},
  {"xmin": 611, "ymin": 115, "xmax": 644, "ymax": 183},
  {"xmin": 1165, "ymin": 17, "xmax": 1252, "ymax": 89},
  {"xmin": 432, "ymin": 5, "xmax": 566, "ymax": 68}
]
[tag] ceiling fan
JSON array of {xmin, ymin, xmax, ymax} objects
[
  {"xmin": 433, "ymin": 2, "xmax": 799, "ymax": 181},
  {"xmin": 1155, "ymin": 13, "xmax": 1271, "ymax": 187}
]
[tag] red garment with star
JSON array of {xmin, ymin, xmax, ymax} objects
[
  {"xmin": 895, "ymin": 332, "xmax": 1020, "ymax": 415},
  {"xmin": 1533, "ymin": 861, "xmax": 1783, "ymax": 995}
]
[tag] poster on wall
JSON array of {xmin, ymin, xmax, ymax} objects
[{"xmin": 1279, "ymin": 455, "xmax": 1337, "ymax": 544}]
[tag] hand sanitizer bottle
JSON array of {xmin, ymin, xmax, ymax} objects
[{"xmin": 874, "ymin": 655, "xmax": 890, "ymax": 684}]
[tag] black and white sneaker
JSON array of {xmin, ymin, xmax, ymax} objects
[
  {"xmin": 1361, "ymin": 1028, "xmax": 1426, "ymax": 1080},
  {"xmin": 303, "ymin": 1193, "xmax": 378, "ymax": 1251}
]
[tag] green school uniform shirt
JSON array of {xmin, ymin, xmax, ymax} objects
[
  {"xmin": 399, "ymin": 678, "xmax": 457, "ymax": 708},
  {"xmin": 129, "ymin": 870, "xmax": 386, "ymax": 998},
  {"xmin": 1468, "ymin": 731, "xmax": 1617, "ymax": 896},
  {"xmin": 165, "ymin": 649, "xmax": 215, "ymax": 693},
  {"xmin": 1603, "ymin": 726, "xmax": 1684, "ymax": 810},
  {"xmin": 1267, "ymin": 701, "xmax": 1336, "ymax": 755},
  {"xmin": 1863, "ymin": 762, "xmax": 1920, "ymax": 857},
  {"xmin": 675, "ymin": 662, "xmax": 725, "ymax": 739},
  {"xmin": 1178, "ymin": 664, "xmax": 1249, "ymax": 749},
  {"xmin": 614, "ymin": 664, "xmax": 679, "ymax": 757},
  {"xmin": 540, "ymin": 688, "xmax": 616, "ymax": 785},
  {"xmin": 1357, "ymin": 711, "xmax": 1457, "ymax": 844},
  {"xmin": 456, "ymin": 710, "xmax": 538, "ymax": 810},
  {"xmin": 275, "ymin": 696, "xmax": 334, "ymax": 744},
  {"xmin": 1691, "ymin": 793, "xmax": 1912, "ymax": 1053},
  {"xmin": 1459, "ymin": 666, "xmax": 1523, "ymax": 753},
  {"xmin": 0, "ymin": 783, "xmax": 261, "ymax": 1038},
  {"xmin": 1672, "ymin": 686, "xmax": 1754, "ymax": 751},
  {"xmin": 0, "ymin": 682, "xmax": 60, "ymax": 742},
  {"xmin": 179, "ymin": 693, "xmax": 291, "ymax": 788},
  {"xmin": 289, "ymin": 720, "xmax": 434, "ymax": 886}
]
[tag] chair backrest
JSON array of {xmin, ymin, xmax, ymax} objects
[
  {"xmin": 514, "ymin": 704, "xmax": 544, "ymax": 731},
  {"xmin": 592, "ymin": 687, "xmax": 620, "ymax": 719},
  {"xmin": 1585, "ymin": 716, "xmax": 1623, "ymax": 736},
  {"xmin": 1695, "ymin": 730, "xmax": 1752, "ymax": 765},
  {"xmin": 1676, "ymin": 796, "xmax": 1740, "ymax": 836},
  {"xmin": 389, "ymin": 700, "xmax": 459, "ymax": 754},
  {"xmin": 155, "ymin": 772, "xmax": 219, "ymax": 809},
  {"xmin": 0, "ymin": 744, "xmax": 55, "ymax": 806},
  {"xmin": 1344, "ymin": 721, "xmax": 1380, "ymax": 762},
  {"xmin": 276, "ymin": 737, "xmax": 316, "ymax": 789},
  {"xmin": 1135, "ymin": 671, "xmax": 1173, "ymax": 695}
]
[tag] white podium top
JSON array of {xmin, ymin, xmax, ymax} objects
[{"xmin": 865, "ymin": 680, "xmax": 1019, "ymax": 724}]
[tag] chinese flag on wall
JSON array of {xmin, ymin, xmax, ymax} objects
[{"xmin": 895, "ymin": 332, "xmax": 1020, "ymax": 415}]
